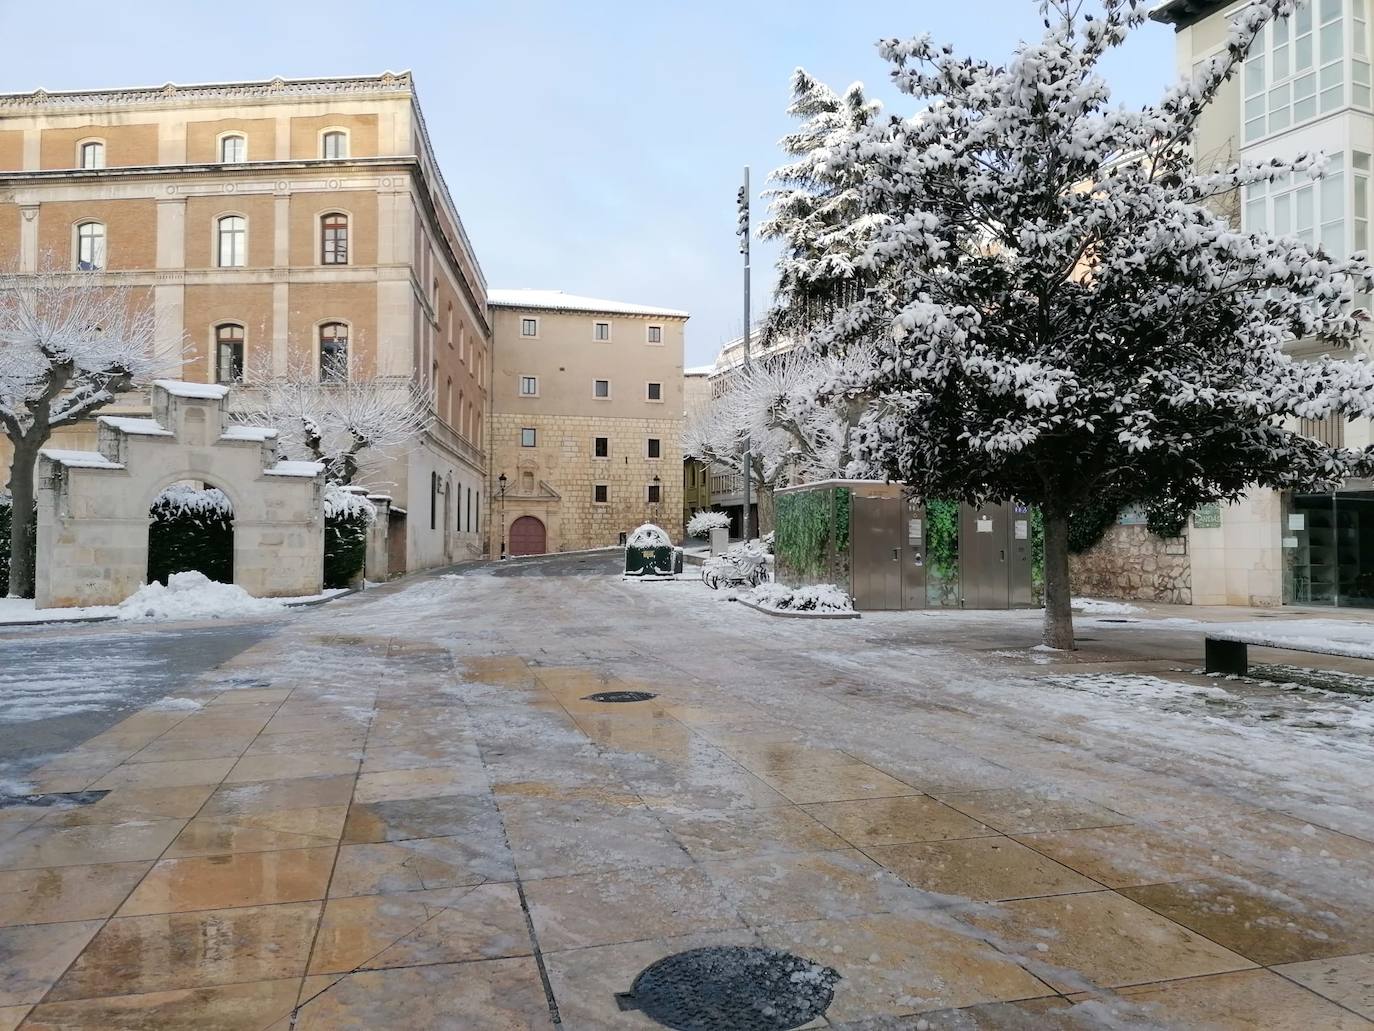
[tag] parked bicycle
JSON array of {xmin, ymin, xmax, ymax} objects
[{"xmin": 701, "ymin": 545, "xmax": 770, "ymax": 590}]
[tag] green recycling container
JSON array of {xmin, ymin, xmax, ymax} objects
[{"xmin": 625, "ymin": 545, "xmax": 676, "ymax": 576}]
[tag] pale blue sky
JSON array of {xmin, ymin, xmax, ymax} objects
[{"xmin": 0, "ymin": 0, "xmax": 1179, "ymax": 365}]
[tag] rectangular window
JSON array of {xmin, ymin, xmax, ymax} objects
[
  {"xmin": 647, "ymin": 483, "xmax": 662, "ymax": 503},
  {"xmin": 519, "ymin": 376, "xmax": 538, "ymax": 396},
  {"xmin": 647, "ymin": 382, "xmax": 663, "ymax": 401},
  {"xmin": 594, "ymin": 484, "xmax": 609, "ymax": 504},
  {"xmin": 593, "ymin": 379, "xmax": 610, "ymax": 398},
  {"xmin": 520, "ymin": 427, "xmax": 537, "ymax": 447},
  {"xmin": 594, "ymin": 436, "xmax": 609, "ymax": 458},
  {"xmin": 521, "ymin": 318, "xmax": 538, "ymax": 337},
  {"xmin": 647, "ymin": 438, "xmax": 662, "ymax": 459},
  {"xmin": 647, "ymin": 324, "xmax": 663, "ymax": 344},
  {"xmin": 467, "ymin": 486, "xmax": 473, "ymax": 532},
  {"xmin": 430, "ymin": 472, "xmax": 437, "ymax": 531},
  {"xmin": 593, "ymin": 321, "xmax": 611, "ymax": 341},
  {"xmin": 1244, "ymin": 0, "xmax": 1348, "ymax": 139}
]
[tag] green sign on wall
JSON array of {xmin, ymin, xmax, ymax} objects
[{"xmin": 1192, "ymin": 503, "xmax": 1222, "ymax": 529}]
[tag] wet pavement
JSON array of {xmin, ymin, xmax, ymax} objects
[{"xmin": 0, "ymin": 564, "xmax": 1371, "ymax": 1028}]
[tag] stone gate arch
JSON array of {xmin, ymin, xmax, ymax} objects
[{"xmin": 35, "ymin": 380, "xmax": 325, "ymax": 608}]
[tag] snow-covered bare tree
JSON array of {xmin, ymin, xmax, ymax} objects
[
  {"xmin": 0, "ymin": 261, "xmax": 167, "ymax": 598},
  {"xmin": 682, "ymin": 347, "xmax": 872, "ymax": 533},
  {"xmin": 764, "ymin": 0, "xmax": 1374, "ymax": 649},
  {"xmin": 233, "ymin": 356, "xmax": 433, "ymax": 487}
]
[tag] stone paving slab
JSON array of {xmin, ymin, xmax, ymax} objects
[{"xmin": 1, "ymin": 565, "xmax": 1373, "ymax": 1027}]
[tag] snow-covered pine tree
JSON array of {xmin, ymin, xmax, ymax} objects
[
  {"xmin": 0, "ymin": 261, "xmax": 167, "ymax": 598},
  {"xmin": 763, "ymin": 0, "xmax": 1374, "ymax": 649}
]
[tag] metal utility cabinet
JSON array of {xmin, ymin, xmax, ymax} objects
[{"xmin": 773, "ymin": 480, "xmax": 1036, "ymax": 612}]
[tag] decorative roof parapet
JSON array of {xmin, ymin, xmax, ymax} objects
[{"xmin": 0, "ymin": 72, "xmax": 414, "ymax": 111}]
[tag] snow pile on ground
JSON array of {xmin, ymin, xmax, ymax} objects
[
  {"xmin": 627, "ymin": 523, "xmax": 672, "ymax": 548},
  {"xmin": 740, "ymin": 583, "xmax": 854, "ymax": 613},
  {"xmin": 115, "ymin": 571, "xmax": 287, "ymax": 622},
  {"xmin": 1072, "ymin": 597, "xmax": 1142, "ymax": 616},
  {"xmin": 686, "ymin": 510, "xmax": 731, "ymax": 538}
]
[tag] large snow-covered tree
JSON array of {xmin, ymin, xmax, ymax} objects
[
  {"xmin": 0, "ymin": 263, "xmax": 166, "ymax": 598},
  {"xmin": 764, "ymin": 0, "xmax": 1374, "ymax": 648},
  {"xmin": 682, "ymin": 347, "xmax": 872, "ymax": 532},
  {"xmin": 233, "ymin": 356, "xmax": 433, "ymax": 487}
]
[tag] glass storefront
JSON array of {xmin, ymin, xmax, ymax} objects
[{"xmin": 1283, "ymin": 490, "xmax": 1374, "ymax": 606}]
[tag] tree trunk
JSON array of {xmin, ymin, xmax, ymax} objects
[
  {"xmin": 756, "ymin": 484, "xmax": 776, "ymax": 537},
  {"xmin": 6, "ymin": 439, "xmax": 39, "ymax": 600},
  {"xmin": 1041, "ymin": 509, "xmax": 1075, "ymax": 650}
]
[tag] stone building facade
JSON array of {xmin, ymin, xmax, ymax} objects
[
  {"xmin": 1069, "ymin": 523, "xmax": 1193, "ymax": 605},
  {"xmin": 486, "ymin": 291, "xmax": 687, "ymax": 555},
  {"xmin": 0, "ymin": 72, "xmax": 489, "ymax": 576}
]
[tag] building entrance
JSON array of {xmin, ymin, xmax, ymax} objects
[{"xmin": 1284, "ymin": 490, "xmax": 1374, "ymax": 607}]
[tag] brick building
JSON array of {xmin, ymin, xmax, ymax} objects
[
  {"xmin": 487, "ymin": 291, "xmax": 687, "ymax": 555},
  {"xmin": 0, "ymin": 72, "xmax": 489, "ymax": 575}
]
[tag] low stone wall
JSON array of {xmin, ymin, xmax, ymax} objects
[{"xmin": 1069, "ymin": 523, "xmax": 1192, "ymax": 604}]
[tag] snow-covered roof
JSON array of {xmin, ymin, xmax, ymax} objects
[
  {"xmin": 263, "ymin": 460, "xmax": 325, "ymax": 478},
  {"xmin": 154, "ymin": 379, "xmax": 230, "ymax": 401},
  {"xmin": 40, "ymin": 449, "xmax": 124, "ymax": 470},
  {"xmin": 488, "ymin": 289, "xmax": 688, "ymax": 319},
  {"xmin": 220, "ymin": 425, "xmax": 278, "ymax": 443},
  {"xmin": 684, "ymin": 365, "xmax": 714, "ymax": 376},
  {"xmin": 98, "ymin": 416, "xmax": 173, "ymax": 437}
]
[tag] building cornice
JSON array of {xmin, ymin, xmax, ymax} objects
[
  {"xmin": 1149, "ymin": 0, "xmax": 1231, "ymax": 29},
  {"xmin": 0, "ymin": 72, "xmax": 415, "ymax": 113}
]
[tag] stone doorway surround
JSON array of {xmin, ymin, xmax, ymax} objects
[{"xmin": 34, "ymin": 380, "xmax": 325, "ymax": 608}]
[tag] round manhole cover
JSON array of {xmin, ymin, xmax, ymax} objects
[
  {"xmin": 616, "ymin": 945, "xmax": 839, "ymax": 1030},
  {"xmin": 582, "ymin": 690, "xmax": 657, "ymax": 703}
]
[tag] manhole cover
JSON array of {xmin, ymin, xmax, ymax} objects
[
  {"xmin": 582, "ymin": 690, "xmax": 657, "ymax": 703},
  {"xmin": 616, "ymin": 945, "xmax": 839, "ymax": 1030},
  {"xmin": 0, "ymin": 789, "xmax": 109, "ymax": 811},
  {"xmin": 1095, "ymin": 618, "xmax": 1134, "ymax": 623}
]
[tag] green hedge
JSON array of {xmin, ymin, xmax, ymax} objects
[
  {"xmin": 0, "ymin": 496, "xmax": 37, "ymax": 598},
  {"xmin": 147, "ymin": 488, "xmax": 233, "ymax": 586},
  {"xmin": 324, "ymin": 510, "xmax": 369, "ymax": 588}
]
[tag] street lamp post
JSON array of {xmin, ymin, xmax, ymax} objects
[
  {"xmin": 737, "ymin": 167, "xmax": 752, "ymax": 542},
  {"xmin": 497, "ymin": 472, "xmax": 508, "ymax": 560}
]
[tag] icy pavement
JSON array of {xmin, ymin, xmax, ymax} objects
[{"xmin": 0, "ymin": 558, "xmax": 1372, "ymax": 1028}]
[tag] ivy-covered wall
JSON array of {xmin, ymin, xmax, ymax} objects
[{"xmin": 775, "ymin": 486, "xmax": 852, "ymax": 589}]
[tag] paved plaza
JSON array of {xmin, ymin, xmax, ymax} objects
[{"xmin": 0, "ymin": 553, "xmax": 1372, "ymax": 1028}]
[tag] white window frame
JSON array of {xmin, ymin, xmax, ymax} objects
[
  {"xmin": 519, "ymin": 375, "xmax": 539, "ymax": 397},
  {"xmin": 520, "ymin": 427, "xmax": 537, "ymax": 447},
  {"xmin": 76, "ymin": 139, "xmax": 105, "ymax": 170},
  {"xmin": 520, "ymin": 316, "xmax": 539, "ymax": 338},
  {"xmin": 218, "ymin": 132, "xmax": 247, "ymax": 163},
  {"xmin": 215, "ymin": 214, "xmax": 247, "ymax": 268},
  {"xmin": 646, "ymin": 323, "xmax": 663, "ymax": 345},
  {"xmin": 592, "ymin": 378, "xmax": 612, "ymax": 400},
  {"xmin": 1244, "ymin": 151, "xmax": 1353, "ymax": 257},
  {"xmin": 592, "ymin": 435, "xmax": 610, "ymax": 458},
  {"xmin": 646, "ymin": 381, "xmax": 664, "ymax": 402},
  {"xmin": 593, "ymin": 320, "xmax": 612, "ymax": 342},
  {"xmin": 320, "ymin": 128, "xmax": 350, "ymax": 160},
  {"xmin": 646, "ymin": 437, "xmax": 662, "ymax": 460},
  {"xmin": 74, "ymin": 220, "xmax": 106, "ymax": 271}
]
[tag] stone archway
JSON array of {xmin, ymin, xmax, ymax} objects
[
  {"xmin": 509, "ymin": 515, "xmax": 546, "ymax": 556},
  {"xmin": 34, "ymin": 380, "xmax": 326, "ymax": 608}
]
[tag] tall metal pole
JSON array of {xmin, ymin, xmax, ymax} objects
[{"xmin": 737, "ymin": 167, "xmax": 752, "ymax": 542}]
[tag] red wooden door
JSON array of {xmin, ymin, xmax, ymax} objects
[{"xmin": 509, "ymin": 516, "xmax": 546, "ymax": 556}]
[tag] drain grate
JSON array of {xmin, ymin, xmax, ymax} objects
[
  {"xmin": 616, "ymin": 946, "xmax": 839, "ymax": 1030},
  {"xmin": 0, "ymin": 789, "xmax": 109, "ymax": 811},
  {"xmin": 1095, "ymin": 618, "xmax": 1134, "ymax": 623},
  {"xmin": 582, "ymin": 690, "xmax": 657, "ymax": 703}
]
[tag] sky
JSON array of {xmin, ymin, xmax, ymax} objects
[{"xmin": 0, "ymin": 0, "xmax": 1180, "ymax": 366}]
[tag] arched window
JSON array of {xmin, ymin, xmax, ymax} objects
[
  {"xmin": 75, "ymin": 221, "xmax": 105, "ymax": 271},
  {"xmin": 445, "ymin": 378, "xmax": 453, "ymax": 425},
  {"xmin": 78, "ymin": 140, "xmax": 104, "ymax": 170},
  {"xmin": 321, "ymin": 130, "xmax": 348, "ymax": 159},
  {"xmin": 216, "ymin": 215, "xmax": 246, "ymax": 268},
  {"xmin": 320, "ymin": 213, "xmax": 348, "ymax": 265},
  {"xmin": 219, "ymin": 134, "xmax": 247, "ymax": 163},
  {"xmin": 457, "ymin": 391, "xmax": 465, "ymax": 435},
  {"xmin": 215, "ymin": 324, "xmax": 245, "ymax": 385},
  {"xmin": 319, "ymin": 322, "xmax": 349, "ymax": 382}
]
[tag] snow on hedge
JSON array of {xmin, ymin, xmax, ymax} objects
[
  {"xmin": 324, "ymin": 483, "xmax": 377, "ymax": 524},
  {"xmin": 151, "ymin": 483, "xmax": 233, "ymax": 518},
  {"xmin": 627, "ymin": 523, "xmax": 672, "ymax": 548},
  {"xmin": 686, "ymin": 510, "xmax": 731, "ymax": 537},
  {"xmin": 740, "ymin": 582, "xmax": 853, "ymax": 613},
  {"xmin": 115, "ymin": 571, "xmax": 287, "ymax": 621}
]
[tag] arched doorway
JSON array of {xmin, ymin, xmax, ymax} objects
[
  {"xmin": 147, "ymin": 482, "xmax": 235, "ymax": 585},
  {"xmin": 509, "ymin": 515, "xmax": 546, "ymax": 556}
]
